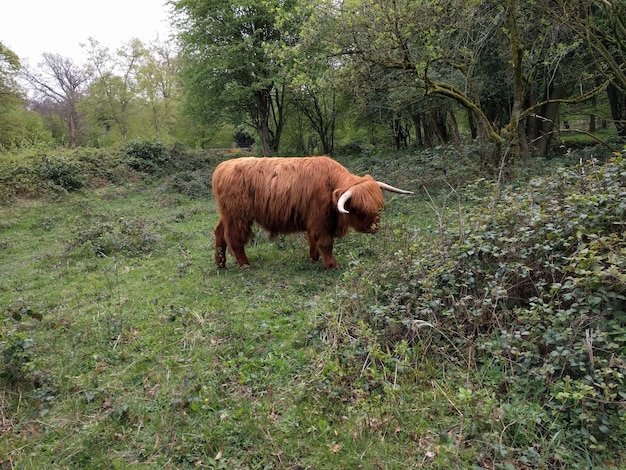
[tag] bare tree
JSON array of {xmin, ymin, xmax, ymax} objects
[{"xmin": 23, "ymin": 53, "xmax": 89, "ymax": 148}]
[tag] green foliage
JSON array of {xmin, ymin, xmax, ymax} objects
[
  {"xmin": 2, "ymin": 146, "xmax": 626, "ymax": 468},
  {"xmin": 66, "ymin": 216, "xmax": 159, "ymax": 258},
  {"xmin": 174, "ymin": 0, "xmax": 302, "ymax": 154},
  {"xmin": 40, "ymin": 156, "xmax": 86, "ymax": 191},
  {"xmin": 167, "ymin": 170, "xmax": 213, "ymax": 199},
  {"xmin": 1, "ymin": 151, "xmax": 102, "ymax": 202},
  {"xmin": 233, "ymin": 127, "xmax": 255, "ymax": 148},
  {"xmin": 124, "ymin": 140, "xmax": 169, "ymax": 174},
  {"xmin": 1, "ymin": 299, "xmax": 43, "ymax": 385},
  {"xmin": 336, "ymin": 154, "xmax": 626, "ymax": 465}
]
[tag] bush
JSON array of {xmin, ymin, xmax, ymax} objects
[
  {"xmin": 330, "ymin": 154, "xmax": 626, "ymax": 466},
  {"xmin": 416, "ymin": 157, "xmax": 625, "ymax": 458},
  {"xmin": 40, "ymin": 155, "xmax": 85, "ymax": 192},
  {"xmin": 66, "ymin": 216, "xmax": 159, "ymax": 258},
  {"xmin": 1, "ymin": 299, "xmax": 43, "ymax": 385},
  {"xmin": 124, "ymin": 140, "xmax": 169, "ymax": 175},
  {"xmin": 168, "ymin": 169, "xmax": 213, "ymax": 199},
  {"xmin": 233, "ymin": 127, "xmax": 255, "ymax": 148}
]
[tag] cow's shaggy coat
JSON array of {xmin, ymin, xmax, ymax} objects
[{"xmin": 212, "ymin": 156, "xmax": 411, "ymax": 269}]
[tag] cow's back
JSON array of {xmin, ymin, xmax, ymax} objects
[{"xmin": 212, "ymin": 156, "xmax": 348, "ymax": 234}]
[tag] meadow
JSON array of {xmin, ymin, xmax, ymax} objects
[{"xmin": 1, "ymin": 143, "xmax": 625, "ymax": 468}]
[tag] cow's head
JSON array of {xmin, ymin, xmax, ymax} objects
[{"xmin": 334, "ymin": 177, "xmax": 413, "ymax": 233}]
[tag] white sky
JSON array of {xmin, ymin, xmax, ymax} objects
[{"xmin": 1, "ymin": 0, "xmax": 174, "ymax": 66}]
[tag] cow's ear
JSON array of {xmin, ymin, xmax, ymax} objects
[{"xmin": 333, "ymin": 188, "xmax": 346, "ymax": 205}]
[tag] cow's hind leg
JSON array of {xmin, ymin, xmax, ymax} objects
[
  {"xmin": 214, "ymin": 219, "xmax": 228, "ymax": 268},
  {"xmin": 225, "ymin": 221, "xmax": 252, "ymax": 267}
]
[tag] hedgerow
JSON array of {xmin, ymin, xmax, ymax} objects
[
  {"xmin": 0, "ymin": 144, "xmax": 221, "ymax": 203},
  {"xmin": 325, "ymin": 154, "xmax": 626, "ymax": 466}
]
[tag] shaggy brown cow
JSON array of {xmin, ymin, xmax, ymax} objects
[{"xmin": 212, "ymin": 156, "xmax": 413, "ymax": 270}]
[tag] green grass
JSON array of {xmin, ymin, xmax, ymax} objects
[
  {"xmin": 0, "ymin": 178, "xmax": 453, "ymax": 469},
  {"xmin": 3, "ymin": 148, "xmax": 625, "ymax": 469}
]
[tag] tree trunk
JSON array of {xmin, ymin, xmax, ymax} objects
[
  {"xmin": 392, "ymin": 118, "xmax": 409, "ymax": 150},
  {"xmin": 411, "ymin": 114, "xmax": 423, "ymax": 146},
  {"xmin": 449, "ymin": 109, "xmax": 460, "ymax": 144},
  {"xmin": 534, "ymin": 86, "xmax": 564, "ymax": 156},
  {"xmin": 589, "ymin": 94, "xmax": 596, "ymax": 133},
  {"xmin": 430, "ymin": 109, "xmax": 448, "ymax": 144},
  {"xmin": 607, "ymin": 83, "xmax": 626, "ymax": 137},
  {"xmin": 468, "ymin": 110, "xmax": 478, "ymax": 140}
]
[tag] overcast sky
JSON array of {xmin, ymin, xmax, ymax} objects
[{"xmin": 1, "ymin": 0, "xmax": 174, "ymax": 66}]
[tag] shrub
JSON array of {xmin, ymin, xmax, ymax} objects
[
  {"xmin": 1, "ymin": 299, "xmax": 43, "ymax": 385},
  {"xmin": 168, "ymin": 170, "xmax": 213, "ymax": 199},
  {"xmin": 124, "ymin": 140, "xmax": 169, "ymax": 175},
  {"xmin": 40, "ymin": 155, "xmax": 85, "ymax": 192},
  {"xmin": 233, "ymin": 127, "xmax": 255, "ymax": 148},
  {"xmin": 329, "ymin": 154, "xmax": 626, "ymax": 465},
  {"xmin": 417, "ymin": 157, "xmax": 625, "ymax": 457},
  {"xmin": 66, "ymin": 216, "xmax": 159, "ymax": 258}
]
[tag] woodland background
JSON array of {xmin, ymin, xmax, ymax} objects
[{"xmin": 1, "ymin": 0, "xmax": 625, "ymax": 161}]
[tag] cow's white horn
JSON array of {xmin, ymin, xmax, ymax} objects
[
  {"xmin": 377, "ymin": 182, "xmax": 414, "ymax": 194},
  {"xmin": 337, "ymin": 189, "xmax": 353, "ymax": 214}
]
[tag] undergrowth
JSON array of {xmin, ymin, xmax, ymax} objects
[
  {"xmin": 325, "ymin": 153, "xmax": 626, "ymax": 467},
  {"xmin": 2, "ymin": 142, "xmax": 625, "ymax": 468}
]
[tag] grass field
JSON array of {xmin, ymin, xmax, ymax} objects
[
  {"xmin": 2, "ymin": 147, "xmax": 625, "ymax": 469},
  {"xmin": 0, "ymin": 167, "xmax": 458, "ymax": 468}
]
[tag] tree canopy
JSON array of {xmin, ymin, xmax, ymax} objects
[
  {"xmin": 2, "ymin": 0, "xmax": 625, "ymax": 158},
  {"xmin": 172, "ymin": 0, "xmax": 301, "ymax": 155}
]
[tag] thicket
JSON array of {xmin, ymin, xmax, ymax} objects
[
  {"xmin": 0, "ymin": 148, "xmax": 129, "ymax": 202},
  {"xmin": 0, "ymin": 141, "xmax": 230, "ymax": 204},
  {"xmin": 324, "ymin": 152, "xmax": 626, "ymax": 466}
]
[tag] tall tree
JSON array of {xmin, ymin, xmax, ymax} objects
[
  {"xmin": 172, "ymin": 0, "xmax": 299, "ymax": 155},
  {"xmin": 0, "ymin": 42, "xmax": 26, "ymax": 149},
  {"xmin": 301, "ymin": 0, "xmax": 608, "ymax": 162},
  {"xmin": 550, "ymin": 0, "xmax": 626, "ymax": 137},
  {"xmin": 84, "ymin": 38, "xmax": 147, "ymax": 140},
  {"xmin": 301, "ymin": 0, "xmax": 505, "ymax": 162},
  {"xmin": 0, "ymin": 42, "xmax": 21, "ymax": 99},
  {"xmin": 136, "ymin": 38, "xmax": 181, "ymax": 139},
  {"xmin": 23, "ymin": 53, "xmax": 89, "ymax": 148}
]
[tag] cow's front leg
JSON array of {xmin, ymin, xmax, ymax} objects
[
  {"xmin": 225, "ymin": 221, "xmax": 252, "ymax": 267},
  {"xmin": 306, "ymin": 231, "xmax": 320, "ymax": 262},
  {"xmin": 318, "ymin": 236, "xmax": 338, "ymax": 270}
]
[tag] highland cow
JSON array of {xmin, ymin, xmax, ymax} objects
[{"xmin": 212, "ymin": 156, "xmax": 412, "ymax": 269}]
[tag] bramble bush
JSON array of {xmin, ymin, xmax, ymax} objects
[
  {"xmin": 65, "ymin": 216, "xmax": 160, "ymax": 258},
  {"xmin": 124, "ymin": 140, "xmax": 170, "ymax": 175},
  {"xmin": 326, "ymin": 154, "xmax": 626, "ymax": 466},
  {"xmin": 40, "ymin": 155, "xmax": 86, "ymax": 192},
  {"xmin": 1, "ymin": 299, "xmax": 43, "ymax": 385}
]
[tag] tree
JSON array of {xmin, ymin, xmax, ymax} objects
[
  {"xmin": 551, "ymin": 0, "xmax": 626, "ymax": 137},
  {"xmin": 0, "ymin": 42, "xmax": 21, "ymax": 99},
  {"xmin": 0, "ymin": 42, "xmax": 24, "ymax": 149},
  {"xmin": 301, "ymin": 0, "xmax": 505, "ymax": 162},
  {"xmin": 136, "ymin": 38, "xmax": 181, "ymax": 139},
  {"xmin": 23, "ymin": 53, "xmax": 89, "ymax": 148},
  {"xmin": 173, "ymin": 0, "xmax": 300, "ymax": 155},
  {"xmin": 298, "ymin": 0, "xmax": 617, "ymax": 163},
  {"xmin": 84, "ymin": 38, "xmax": 147, "ymax": 140}
]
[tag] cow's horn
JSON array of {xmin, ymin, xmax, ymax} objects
[
  {"xmin": 377, "ymin": 182, "xmax": 414, "ymax": 194},
  {"xmin": 337, "ymin": 189, "xmax": 353, "ymax": 214}
]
